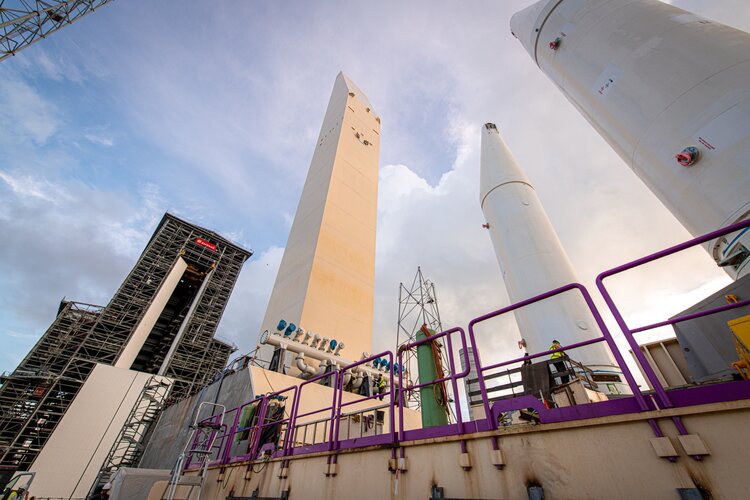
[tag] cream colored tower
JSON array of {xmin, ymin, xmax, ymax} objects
[{"xmin": 257, "ymin": 72, "xmax": 380, "ymax": 367}]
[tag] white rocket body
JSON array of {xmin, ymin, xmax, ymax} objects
[
  {"xmin": 480, "ymin": 124, "xmax": 624, "ymax": 390},
  {"xmin": 511, "ymin": 0, "xmax": 750, "ymax": 278}
]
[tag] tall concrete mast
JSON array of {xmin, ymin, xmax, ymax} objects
[{"xmin": 257, "ymin": 72, "xmax": 381, "ymax": 369}]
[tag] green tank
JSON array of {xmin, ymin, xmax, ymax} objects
[{"xmin": 416, "ymin": 328, "xmax": 449, "ymax": 428}]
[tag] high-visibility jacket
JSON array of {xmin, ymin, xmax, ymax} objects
[
  {"xmin": 377, "ymin": 377, "xmax": 386, "ymax": 389},
  {"xmin": 549, "ymin": 343, "xmax": 565, "ymax": 359}
]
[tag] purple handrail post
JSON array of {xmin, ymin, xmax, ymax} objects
[
  {"xmin": 398, "ymin": 346, "xmax": 405, "ymax": 443},
  {"xmin": 330, "ymin": 370, "xmax": 343, "ymax": 454},
  {"xmin": 221, "ymin": 408, "xmax": 241, "ymax": 465},
  {"xmin": 282, "ymin": 387, "xmax": 301, "ymax": 456},
  {"xmin": 595, "ymin": 278, "xmax": 672, "ymax": 409},
  {"xmin": 388, "ymin": 351, "xmax": 396, "ymax": 446},
  {"xmin": 397, "ymin": 328, "xmax": 471, "ymax": 437},
  {"xmin": 467, "ymin": 283, "xmax": 650, "ymax": 429},
  {"xmin": 595, "ymin": 217, "xmax": 750, "ymax": 411},
  {"xmin": 576, "ymin": 284, "xmax": 648, "ymax": 410},
  {"xmin": 248, "ymin": 395, "xmax": 269, "ymax": 460}
]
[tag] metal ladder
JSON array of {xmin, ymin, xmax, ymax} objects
[
  {"xmin": 164, "ymin": 402, "xmax": 226, "ymax": 500},
  {"xmin": 89, "ymin": 375, "xmax": 172, "ymax": 495}
]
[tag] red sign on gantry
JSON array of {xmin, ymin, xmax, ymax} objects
[{"xmin": 195, "ymin": 237, "xmax": 217, "ymax": 252}]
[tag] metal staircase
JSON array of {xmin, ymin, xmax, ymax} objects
[{"xmin": 89, "ymin": 376, "xmax": 173, "ymax": 494}]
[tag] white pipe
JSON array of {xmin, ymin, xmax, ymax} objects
[
  {"xmin": 350, "ymin": 371, "xmax": 364, "ymax": 389},
  {"xmin": 301, "ymin": 331, "xmax": 312, "ymax": 345},
  {"xmin": 263, "ymin": 333, "xmax": 398, "ymax": 385},
  {"xmin": 333, "ymin": 342, "xmax": 345, "ymax": 356},
  {"xmin": 320, "ymin": 337, "xmax": 329, "ymax": 351},
  {"xmin": 309, "ymin": 334, "xmax": 321, "ymax": 349},
  {"xmin": 295, "ymin": 353, "xmax": 317, "ymax": 378},
  {"xmin": 293, "ymin": 328, "xmax": 305, "ymax": 342}
]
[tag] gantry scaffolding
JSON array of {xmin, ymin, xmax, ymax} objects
[
  {"xmin": 1, "ymin": 1, "xmax": 115, "ymax": 62},
  {"xmin": 396, "ymin": 267, "xmax": 452, "ymax": 415},
  {"xmin": 0, "ymin": 212, "xmax": 251, "ymax": 470}
]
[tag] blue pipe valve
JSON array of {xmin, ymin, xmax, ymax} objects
[
  {"xmin": 284, "ymin": 323, "xmax": 296, "ymax": 336},
  {"xmin": 276, "ymin": 319, "xmax": 287, "ymax": 331},
  {"xmin": 329, "ymin": 339, "xmax": 337, "ymax": 350}
]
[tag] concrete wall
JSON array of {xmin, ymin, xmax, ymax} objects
[
  {"xmin": 28, "ymin": 364, "xmax": 154, "ymax": 499},
  {"xmin": 140, "ymin": 365, "xmax": 254, "ymax": 470},
  {"xmin": 169, "ymin": 399, "xmax": 750, "ymax": 500}
]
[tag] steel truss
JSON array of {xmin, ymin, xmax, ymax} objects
[
  {"xmin": 0, "ymin": 213, "xmax": 251, "ymax": 470},
  {"xmin": 396, "ymin": 267, "xmax": 451, "ymax": 414},
  {"xmin": 0, "ymin": 1, "xmax": 114, "ymax": 62}
]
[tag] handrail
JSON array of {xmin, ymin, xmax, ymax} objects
[
  {"xmin": 397, "ymin": 327, "xmax": 470, "ymax": 440},
  {"xmin": 596, "ymin": 217, "xmax": 750, "ymax": 409},
  {"xmin": 286, "ymin": 369, "xmax": 340, "ymax": 455},
  {"xmin": 333, "ymin": 351, "xmax": 395, "ymax": 450},
  {"xmin": 467, "ymin": 283, "xmax": 647, "ymax": 428},
  {"xmin": 180, "ymin": 221, "xmax": 750, "ymax": 468}
]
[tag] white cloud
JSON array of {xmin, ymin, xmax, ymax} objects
[
  {"xmin": 0, "ymin": 171, "xmax": 71, "ymax": 203},
  {"xmin": 84, "ymin": 133, "xmax": 114, "ymax": 146},
  {"xmin": 0, "ymin": 73, "xmax": 58, "ymax": 145}
]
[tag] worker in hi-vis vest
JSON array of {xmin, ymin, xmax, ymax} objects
[
  {"xmin": 376, "ymin": 374, "xmax": 386, "ymax": 400},
  {"xmin": 549, "ymin": 340, "xmax": 570, "ymax": 384}
]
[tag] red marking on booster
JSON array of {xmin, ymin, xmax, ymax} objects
[
  {"xmin": 195, "ymin": 237, "xmax": 217, "ymax": 251},
  {"xmin": 697, "ymin": 137, "xmax": 716, "ymax": 150}
]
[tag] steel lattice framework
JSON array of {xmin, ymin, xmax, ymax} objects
[
  {"xmin": 396, "ymin": 267, "xmax": 452, "ymax": 414},
  {"xmin": 0, "ymin": 1, "xmax": 114, "ymax": 62},
  {"xmin": 0, "ymin": 213, "xmax": 251, "ymax": 470}
]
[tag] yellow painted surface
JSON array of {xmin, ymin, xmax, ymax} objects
[
  {"xmin": 728, "ymin": 314, "xmax": 750, "ymax": 348},
  {"xmin": 259, "ymin": 73, "xmax": 380, "ymax": 364}
]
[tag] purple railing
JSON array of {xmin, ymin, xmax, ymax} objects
[
  {"xmin": 223, "ymin": 396, "xmax": 264, "ymax": 464},
  {"xmin": 185, "ymin": 411, "xmax": 231, "ymax": 469},
  {"xmin": 468, "ymin": 282, "xmax": 646, "ymax": 428},
  {"xmin": 286, "ymin": 370, "xmax": 340, "ymax": 456},
  {"xmin": 334, "ymin": 351, "xmax": 394, "ymax": 451},
  {"xmin": 185, "ymin": 221, "xmax": 750, "ymax": 468},
  {"xmin": 596, "ymin": 217, "xmax": 750, "ymax": 410},
  {"xmin": 397, "ymin": 327, "xmax": 471, "ymax": 441}
]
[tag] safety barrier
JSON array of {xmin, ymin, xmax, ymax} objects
[
  {"xmin": 596, "ymin": 217, "xmax": 750, "ymax": 410},
  {"xmin": 185, "ymin": 221, "xmax": 750, "ymax": 468},
  {"xmin": 397, "ymin": 327, "xmax": 471, "ymax": 441},
  {"xmin": 468, "ymin": 283, "xmax": 648, "ymax": 429}
]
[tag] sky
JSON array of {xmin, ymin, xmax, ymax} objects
[{"xmin": 1, "ymin": 0, "xmax": 748, "ymax": 384}]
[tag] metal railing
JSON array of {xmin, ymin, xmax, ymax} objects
[{"xmin": 184, "ymin": 221, "xmax": 750, "ymax": 468}]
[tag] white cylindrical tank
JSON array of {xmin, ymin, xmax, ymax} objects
[
  {"xmin": 481, "ymin": 123, "xmax": 627, "ymax": 392},
  {"xmin": 511, "ymin": 0, "xmax": 750, "ymax": 278}
]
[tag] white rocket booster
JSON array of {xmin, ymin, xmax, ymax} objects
[
  {"xmin": 480, "ymin": 123, "xmax": 619, "ymax": 377},
  {"xmin": 511, "ymin": 0, "xmax": 750, "ymax": 278}
]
